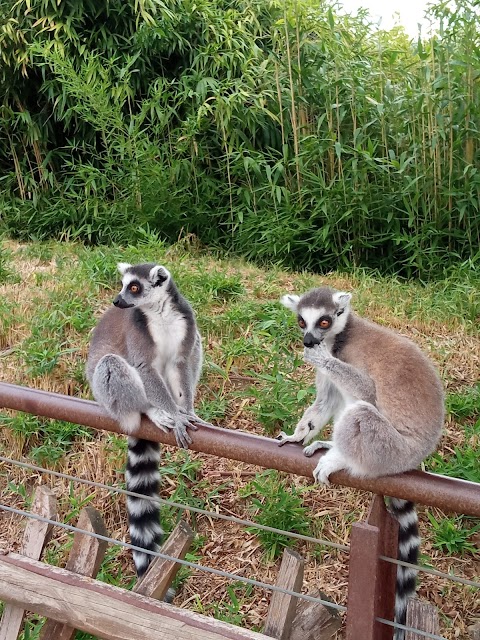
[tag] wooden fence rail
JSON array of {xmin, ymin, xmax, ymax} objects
[{"xmin": 0, "ymin": 554, "xmax": 270, "ymax": 640}]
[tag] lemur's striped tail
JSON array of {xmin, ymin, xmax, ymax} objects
[
  {"xmin": 388, "ymin": 498, "xmax": 420, "ymax": 640},
  {"xmin": 126, "ymin": 437, "xmax": 163, "ymax": 577}
]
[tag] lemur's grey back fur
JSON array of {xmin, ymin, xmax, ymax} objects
[
  {"xmin": 87, "ymin": 262, "xmax": 207, "ymax": 578},
  {"xmin": 279, "ymin": 287, "xmax": 444, "ymax": 639}
]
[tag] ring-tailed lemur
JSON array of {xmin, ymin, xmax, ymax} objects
[
  {"xmin": 86, "ymin": 262, "xmax": 210, "ymax": 577},
  {"xmin": 277, "ymin": 287, "xmax": 444, "ymax": 640}
]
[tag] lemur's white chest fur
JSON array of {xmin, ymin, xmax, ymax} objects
[{"xmin": 143, "ymin": 303, "xmax": 186, "ymax": 373}]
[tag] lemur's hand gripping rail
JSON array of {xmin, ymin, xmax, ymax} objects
[{"xmin": 1, "ymin": 382, "xmax": 479, "ymax": 517}]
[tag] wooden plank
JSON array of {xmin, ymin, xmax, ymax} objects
[
  {"xmin": 134, "ymin": 520, "xmax": 193, "ymax": 601},
  {"xmin": 0, "ymin": 486, "xmax": 56, "ymax": 640},
  {"xmin": 0, "ymin": 553, "xmax": 271, "ymax": 640},
  {"xmin": 405, "ymin": 599, "xmax": 440, "ymax": 640},
  {"xmin": 39, "ymin": 507, "xmax": 108, "ymax": 640},
  {"xmin": 290, "ymin": 588, "xmax": 341, "ymax": 640},
  {"xmin": 345, "ymin": 522, "xmax": 380, "ymax": 640},
  {"xmin": 264, "ymin": 548, "xmax": 304, "ymax": 640},
  {"xmin": 19, "ymin": 488, "xmax": 57, "ymax": 558},
  {"xmin": 367, "ymin": 495, "xmax": 399, "ymax": 640}
]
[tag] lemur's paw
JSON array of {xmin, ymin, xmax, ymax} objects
[
  {"xmin": 173, "ymin": 415, "xmax": 198, "ymax": 449},
  {"xmin": 303, "ymin": 342, "xmax": 330, "ymax": 368},
  {"xmin": 277, "ymin": 415, "xmax": 317, "ymax": 447},
  {"xmin": 312, "ymin": 449, "xmax": 345, "ymax": 485},
  {"xmin": 276, "ymin": 431, "xmax": 303, "ymax": 447},
  {"xmin": 312, "ymin": 461, "xmax": 331, "ymax": 485},
  {"xmin": 303, "ymin": 440, "xmax": 333, "ymax": 457},
  {"xmin": 178, "ymin": 409, "xmax": 214, "ymax": 428},
  {"xmin": 146, "ymin": 407, "xmax": 175, "ymax": 432}
]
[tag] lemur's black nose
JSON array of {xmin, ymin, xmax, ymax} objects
[
  {"xmin": 113, "ymin": 294, "xmax": 133, "ymax": 309},
  {"xmin": 303, "ymin": 333, "xmax": 319, "ymax": 348}
]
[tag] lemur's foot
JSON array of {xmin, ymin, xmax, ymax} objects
[
  {"xmin": 146, "ymin": 408, "xmax": 196, "ymax": 448},
  {"xmin": 276, "ymin": 430, "xmax": 305, "ymax": 447},
  {"xmin": 172, "ymin": 415, "xmax": 198, "ymax": 449},
  {"xmin": 304, "ymin": 440, "xmax": 334, "ymax": 457},
  {"xmin": 146, "ymin": 407, "xmax": 175, "ymax": 432},
  {"xmin": 312, "ymin": 449, "xmax": 345, "ymax": 485},
  {"xmin": 178, "ymin": 408, "xmax": 214, "ymax": 428}
]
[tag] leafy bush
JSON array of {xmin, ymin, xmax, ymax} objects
[{"xmin": 1, "ymin": 0, "xmax": 480, "ymax": 276}]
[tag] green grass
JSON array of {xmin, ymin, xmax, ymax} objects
[
  {"xmin": 208, "ymin": 583, "xmax": 255, "ymax": 627},
  {"xmin": 427, "ymin": 385, "xmax": 480, "ymax": 483},
  {"xmin": 445, "ymin": 384, "xmax": 480, "ymax": 421},
  {"xmin": 19, "ymin": 619, "xmax": 45, "ymax": 640},
  {"xmin": 0, "ymin": 246, "xmax": 20, "ymax": 284},
  {"xmin": 239, "ymin": 470, "xmax": 312, "ymax": 561},
  {"xmin": 425, "ymin": 384, "xmax": 480, "ymax": 557},
  {"xmin": 427, "ymin": 513, "xmax": 480, "ymax": 555},
  {"xmin": 244, "ymin": 366, "xmax": 315, "ymax": 434},
  {"xmin": 0, "ymin": 414, "xmax": 94, "ymax": 465}
]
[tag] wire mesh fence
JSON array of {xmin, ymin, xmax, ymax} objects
[
  {"xmin": 0, "ymin": 500, "xmax": 457, "ymax": 640},
  {"xmin": 1, "ymin": 453, "xmax": 479, "ymax": 640},
  {"xmin": 1, "ymin": 455, "xmax": 479, "ymax": 591}
]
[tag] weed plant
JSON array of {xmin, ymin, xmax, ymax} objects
[{"xmin": 240, "ymin": 470, "xmax": 311, "ymax": 561}]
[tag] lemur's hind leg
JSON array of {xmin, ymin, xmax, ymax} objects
[
  {"xmin": 92, "ymin": 354, "xmax": 173, "ymax": 433},
  {"xmin": 311, "ymin": 401, "xmax": 408, "ymax": 484}
]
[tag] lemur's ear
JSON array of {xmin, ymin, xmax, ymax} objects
[
  {"xmin": 149, "ymin": 265, "xmax": 170, "ymax": 287},
  {"xmin": 117, "ymin": 262, "xmax": 132, "ymax": 275},
  {"xmin": 333, "ymin": 291, "xmax": 352, "ymax": 310},
  {"xmin": 280, "ymin": 294, "xmax": 300, "ymax": 312}
]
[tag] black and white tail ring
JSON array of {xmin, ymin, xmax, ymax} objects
[
  {"xmin": 126, "ymin": 437, "xmax": 163, "ymax": 577},
  {"xmin": 389, "ymin": 498, "xmax": 420, "ymax": 640}
]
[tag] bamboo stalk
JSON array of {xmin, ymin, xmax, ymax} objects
[{"xmin": 283, "ymin": 6, "xmax": 301, "ymax": 193}]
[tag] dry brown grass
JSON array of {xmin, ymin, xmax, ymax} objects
[{"xmin": 0, "ymin": 240, "xmax": 478, "ymax": 639}]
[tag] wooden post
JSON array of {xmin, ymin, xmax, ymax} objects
[
  {"xmin": 345, "ymin": 521, "xmax": 380, "ymax": 640},
  {"xmin": 264, "ymin": 548, "xmax": 304, "ymax": 640},
  {"xmin": 134, "ymin": 520, "xmax": 194, "ymax": 601},
  {"xmin": 367, "ymin": 495, "xmax": 399, "ymax": 640},
  {"xmin": 39, "ymin": 507, "xmax": 108, "ymax": 640},
  {"xmin": 405, "ymin": 599, "xmax": 440, "ymax": 640},
  {"xmin": 290, "ymin": 588, "xmax": 341, "ymax": 640},
  {"xmin": 0, "ymin": 553, "xmax": 272, "ymax": 640},
  {"xmin": 0, "ymin": 486, "xmax": 56, "ymax": 640}
]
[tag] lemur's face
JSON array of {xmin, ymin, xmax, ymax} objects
[
  {"xmin": 113, "ymin": 263, "xmax": 170, "ymax": 309},
  {"xmin": 281, "ymin": 287, "xmax": 351, "ymax": 348}
]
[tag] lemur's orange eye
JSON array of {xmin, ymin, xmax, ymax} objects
[
  {"xmin": 129, "ymin": 284, "xmax": 140, "ymax": 294},
  {"xmin": 318, "ymin": 318, "xmax": 331, "ymax": 329},
  {"xmin": 298, "ymin": 318, "xmax": 306, "ymax": 329}
]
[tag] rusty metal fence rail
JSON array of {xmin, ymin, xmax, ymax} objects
[
  {"xmin": 1, "ymin": 382, "xmax": 480, "ymax": 640},
  {"xmin": 1, "ymin": 383, "xmax": 479, "ymax": 516}
]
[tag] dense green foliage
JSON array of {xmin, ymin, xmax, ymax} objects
[{"xmin": 1, "ymin": 0, "xmax": 479, "ymax": 276}]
